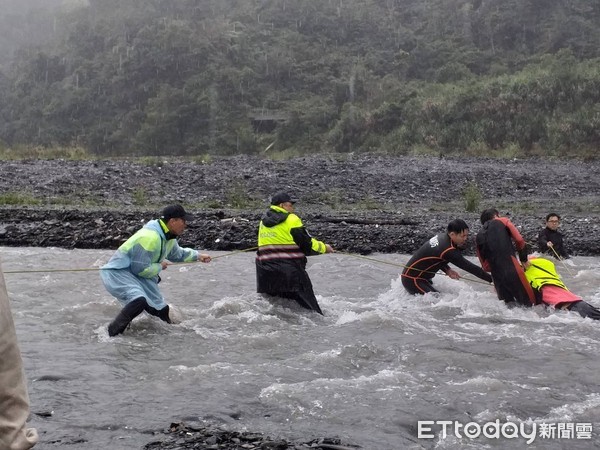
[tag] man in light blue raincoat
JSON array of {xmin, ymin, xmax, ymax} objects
[{"xmin": 101, "ymin": 204, "xmax": 211, "ymax": 336}]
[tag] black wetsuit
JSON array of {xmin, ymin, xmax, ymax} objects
[
  {"xmin": 476, "ymin": 217, "xmax": 537, "ymax": 306},
  {"xmin": 537, "ymin": 227, "xmax": 569, "ymax": 259},
  {"xmin": 401, "ymin": 233, "xmax": 492, "ymax": 295}
]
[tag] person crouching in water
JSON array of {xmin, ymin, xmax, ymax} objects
[
  {"xmin": 401, "ymin": 219, "xmax": 492, "ymax": 295},
  {"xmin": 101, "ymin": 205, "xmax": 211, "ymax": 336},
  {"xmin": 256, "ymin": 192, "xmax": 334, "ymax": 315},
  {"xmin": 524, "ymin": 256, "xmax": 600, "ymax": 320},
  {"xmin": 476, "ymin": 208, "xmax": 537, "ymax": 307}
]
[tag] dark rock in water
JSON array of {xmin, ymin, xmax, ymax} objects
[
  {"xmin": 33, "ymin": 373, "xmax": 73, "ymax": 382},
  {"xmin": 143, "ymin": 422, "xmax": 360, "ymax": 450}
]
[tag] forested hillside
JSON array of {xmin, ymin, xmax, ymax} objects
[{"xmin": 0, "ymin": 0, "xmax": 599, "ymax": 157}]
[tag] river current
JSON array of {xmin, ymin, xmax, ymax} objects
[{"xmin": 4, "ymin": 247, "xmax": 600, "ymax": 449}]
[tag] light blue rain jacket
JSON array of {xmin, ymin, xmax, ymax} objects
[{"xmin": 100, "ymin": 219, "xmax": 198, "ymax": 309}]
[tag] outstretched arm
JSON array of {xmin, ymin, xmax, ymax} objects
[
  {"xmin": 446, "ymin": 250, "xmax": 493, "ymax": 283},
  {"xmin": 290, "ymin": 227, "xmax": 332, "ymax": 255}
]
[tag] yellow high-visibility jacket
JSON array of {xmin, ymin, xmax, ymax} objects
[{"xmin": 256, "ymin": 205, "xmax": 327, "ymax": 294}]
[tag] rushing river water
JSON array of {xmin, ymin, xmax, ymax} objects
[{"xmin": 3, "ymin": 246, "xmax": 600, "ymax": 450}]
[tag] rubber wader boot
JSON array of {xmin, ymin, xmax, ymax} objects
[{"xmin": 108, "ymin": 297, "xmax": 147, "ymax": 336}]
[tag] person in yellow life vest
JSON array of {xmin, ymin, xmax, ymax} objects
[
  {"xmin": 256, "ymin": 192, "xmax": 334, "ymax": 315},
  {"xmin": 524, "ymin": 256, "xmax": 600, "ymax": 320}
]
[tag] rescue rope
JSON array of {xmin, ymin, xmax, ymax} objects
[
  {"xmin": 208, "ymin": 246, "xmax": 257, "ymax": 260},
  {"xmin": 2, "ymin": 247, "xmax": 259, "ymax": 274},
  {"xmin": 3, "ymin": 247, "xmax": 492, "ymax": 287},
  {"xmin": 3, "ymin": 267, "xmax": 100, "ymax": 274},
  {"xmin": 526, "ymin": 239, "xmax": 575, "ymax": 277},
  {"xmin": 336, "ymin": 251, "xmax": 493, "ymax": 286},
  {"xmin": 169, "ymin": 246, "xmax": 258, "ymax": 264},
  {"xmin": 550, "ymin": 246, "xmax": 575, "ymax": 277}
]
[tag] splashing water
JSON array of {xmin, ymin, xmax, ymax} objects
[{"xmin": 4, "ymin": 248, "xmax": 600, "ymax": 449}]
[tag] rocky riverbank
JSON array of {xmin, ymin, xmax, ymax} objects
[
  {"xmin": 0, "ymin": 155, "xmax": 598, "ymax": 256},
  {"xmin": 144, "ymin": 422, "xmax": 359, "ymax": 450},
  {"xmin": 2, "ymin": 155, "xmax": 599, "ymax": 449}
]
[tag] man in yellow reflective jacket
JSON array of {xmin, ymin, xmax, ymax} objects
[{"xmin": 256, "ymin": 192, "xmax": 334, "ymax": 315}]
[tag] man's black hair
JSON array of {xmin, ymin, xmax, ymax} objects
[
  {"xmin": 545, "ymin": 213, "xmax": 560, "ymax": 222},
  {"xmin": 447, "ymin": 219, "xmax": 469, "ymax": 234},
  {"xmin": 480, "ymin": 208, "xmax": 499, "ymax": 225}
]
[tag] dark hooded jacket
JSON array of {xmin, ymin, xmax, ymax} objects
[{"xmin": 255, "ymin": 206, "xmax": 327, "ymax": 294}]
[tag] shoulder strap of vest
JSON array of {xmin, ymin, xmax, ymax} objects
[
  {"xmin": 529, "ymin": 261, "xmax": 568, "ymax": 291},
  {"xmin": 529, "ymin": 262, "xmax": 556, "ymax": 277}
]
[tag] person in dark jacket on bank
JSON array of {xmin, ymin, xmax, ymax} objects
[
  {"xmin": 537, "ymin": 213, "xmax": 570, "ymax": 259},
  {"xmin": 256, "ymin": 192, "xmax": 334, "ymax": 315},
  {"xmin": 401, "ymin": 219, "xmax": 492, "ymax": 295}
]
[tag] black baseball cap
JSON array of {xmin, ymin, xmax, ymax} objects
[
  {"xmin": 270, "ymin": 192, "xmax": 298, "ymax": 205},
  {"xmin": 161, "ymin": 204, "xmax": 194, "ymax": 222}
]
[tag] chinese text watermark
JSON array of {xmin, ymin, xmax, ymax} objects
[{"xmin": 418, "ymin": 420, "xmax": 592, "ymax": 444}]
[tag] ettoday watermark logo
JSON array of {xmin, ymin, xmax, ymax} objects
[{"xmin": 418, "ymin": 420, "xmax": 593, "ymax": 444}]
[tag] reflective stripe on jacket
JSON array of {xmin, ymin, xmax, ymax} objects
[
  {"xmin": 257, "ymin": 206, "xmax": 326, "ymax": 261},
  {"xmin": 256, "ymin": 205, "xmax": 327, "ymax": 295}
]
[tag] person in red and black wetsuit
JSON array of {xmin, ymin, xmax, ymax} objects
[
  {"xmin": 475, "ymin": 208, "xmax": 537, "ymax": 307},
  {"xmin": 401, "ymin": 219, "xmax": 492, "ymax": 295}
]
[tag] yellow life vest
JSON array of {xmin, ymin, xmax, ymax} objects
[{"xmin": 524, "ymin": 257, "xmax": 568, "ymax": 291}]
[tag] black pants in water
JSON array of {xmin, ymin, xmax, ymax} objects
[
  {"xmin": 266, "ymin": 290, "xmax": 324, "ymax": 315},
  {"xmin": 108, "ymin": 297, "xmax": 171, "ymax": 336},
  {"xmin": 567, "ymin": 301, "xmax": 600, "ymax": 320}
]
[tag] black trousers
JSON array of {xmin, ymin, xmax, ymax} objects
[
  {"xmin": 264, "ymin": 290, "xmax": 324, "ymax": 315},
  {"xmin": 108, "ymin": 297, "xmax": 171, "ymax": 336}
]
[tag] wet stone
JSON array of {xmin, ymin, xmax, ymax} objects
[
  {"xmin": 143, "ymin": 422, "xmax": 359, "ymax": 450},
  {"xmin": 0, "ymin": 156, "xmax": 598, "ymax": 256}
]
